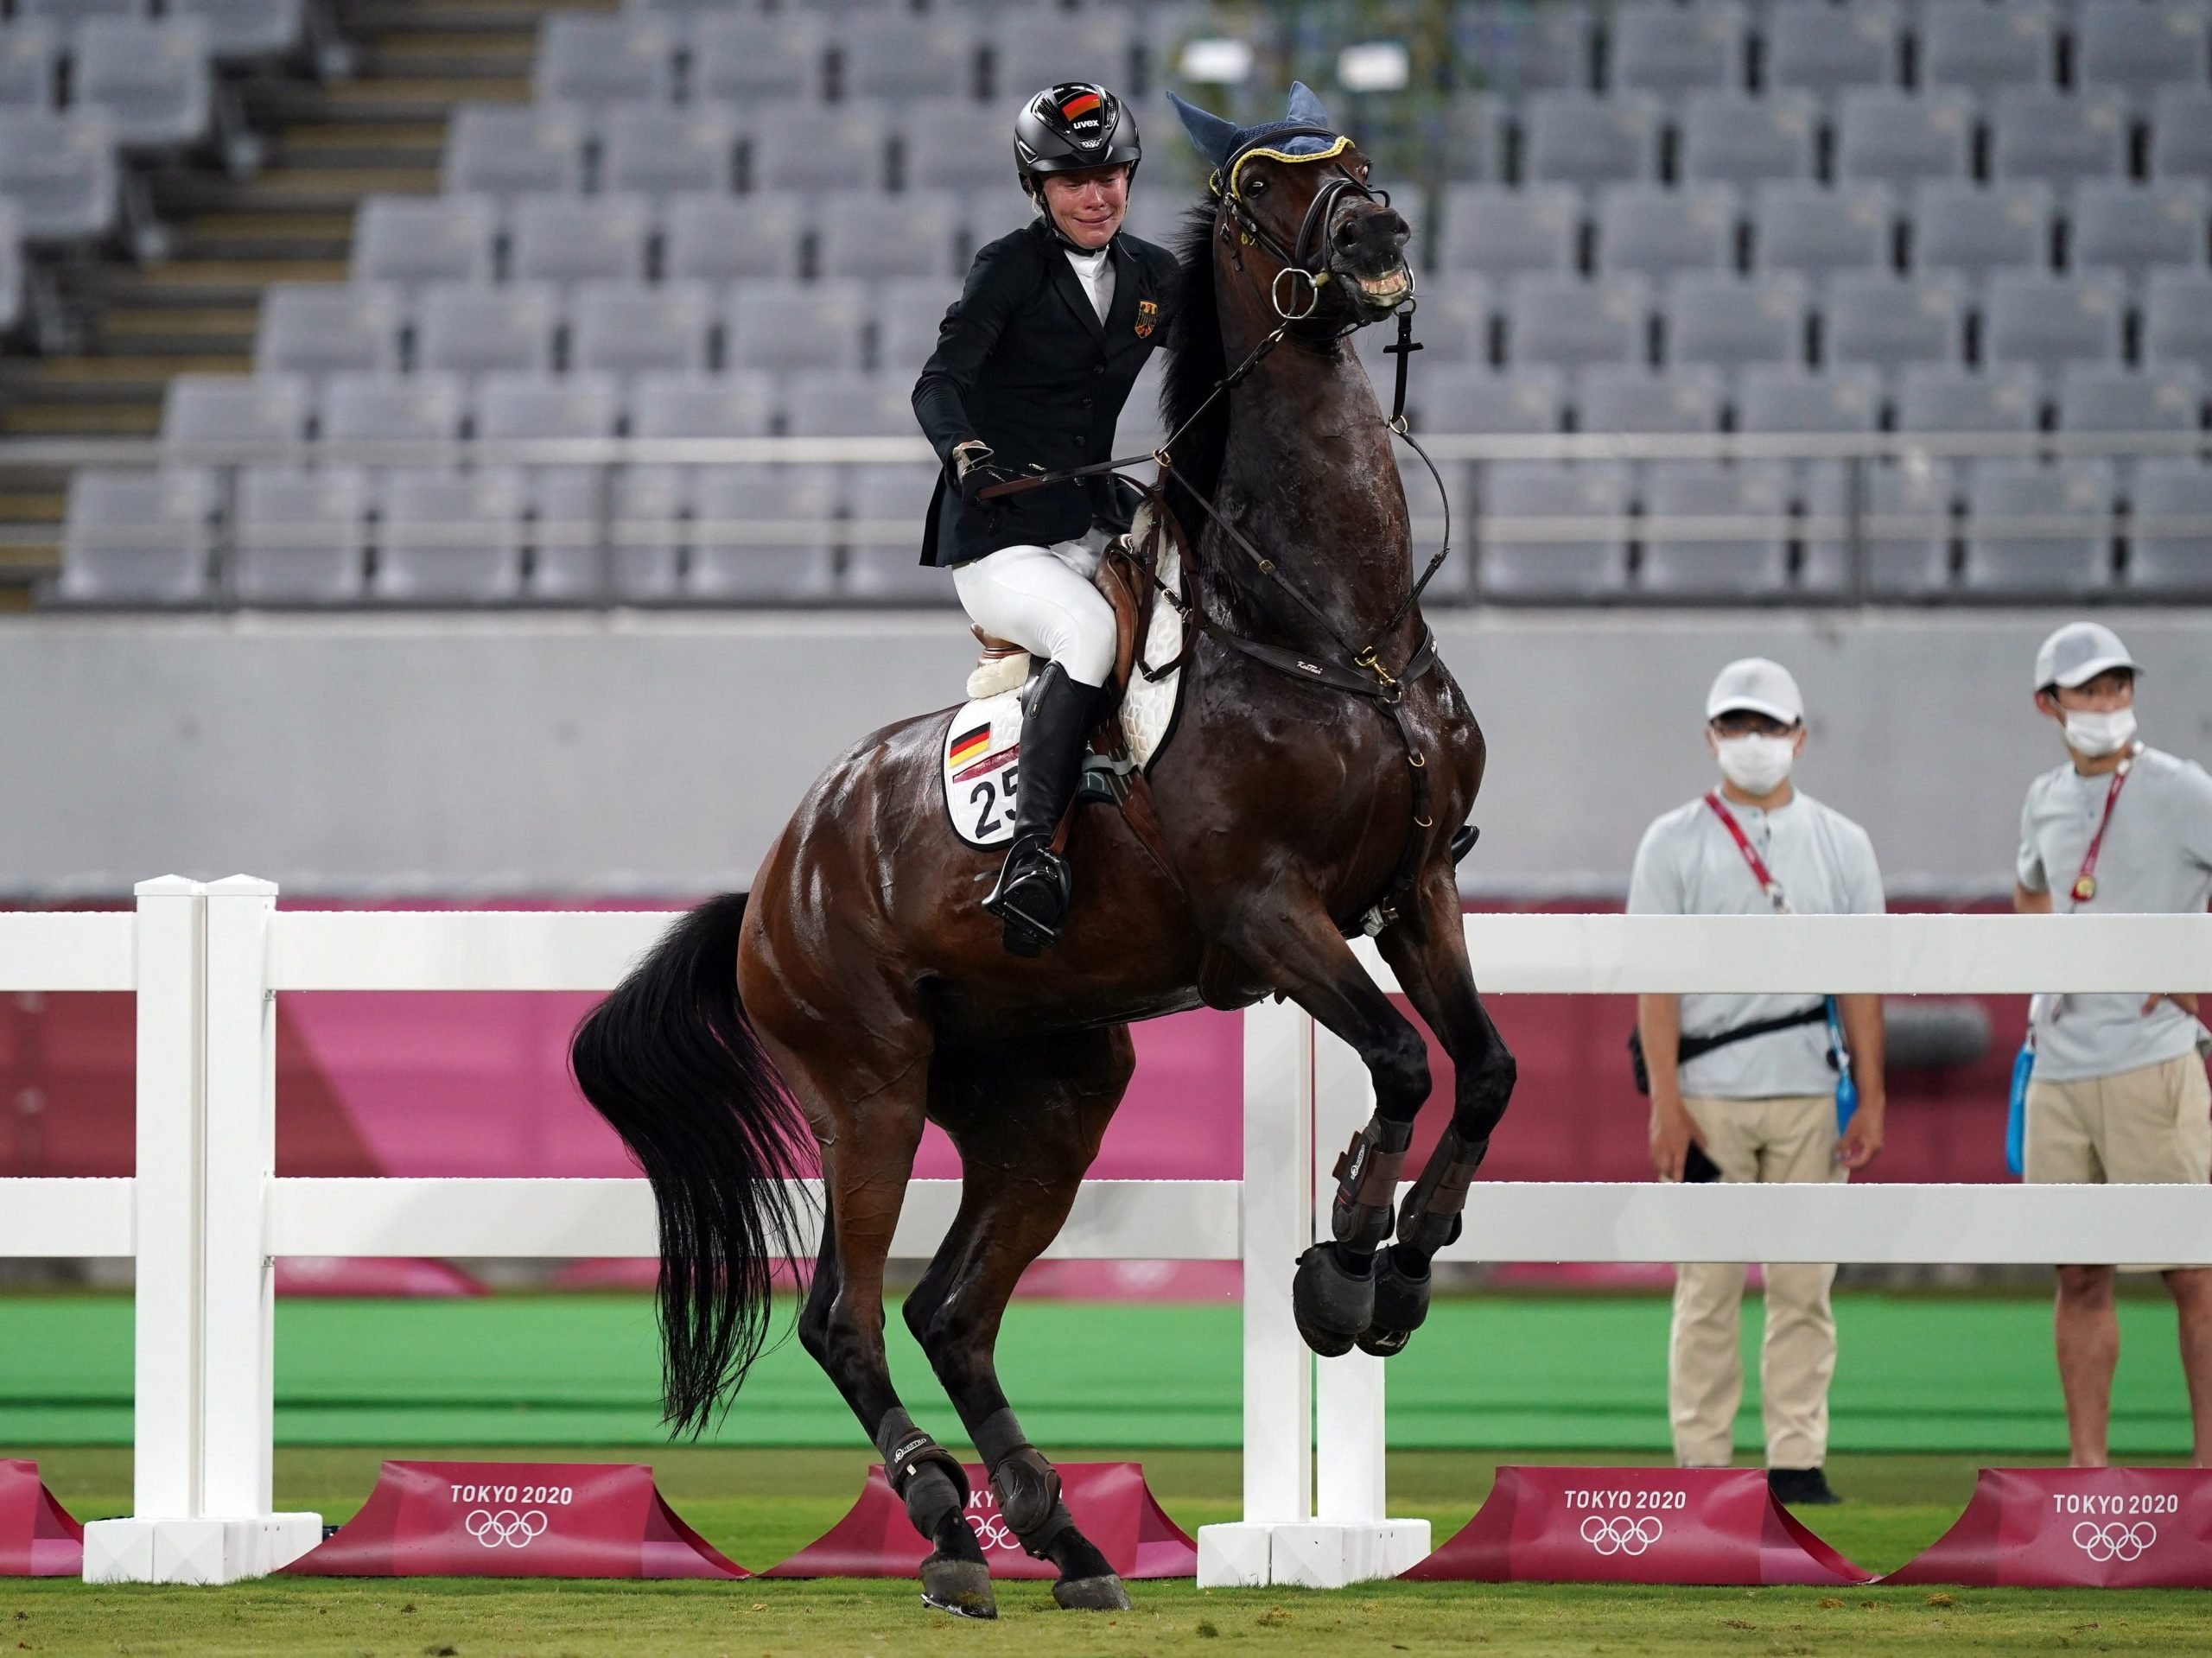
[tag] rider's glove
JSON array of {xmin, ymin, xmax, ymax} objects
[{"xmin": 954, "ymin": 441, "xmax": 1014, "ymax": 507}]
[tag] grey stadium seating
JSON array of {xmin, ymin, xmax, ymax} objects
[
  {"xmin": 1595, "ymin": 183, "xmax": 1736, "ymax": 281},
  {"xmin": 474, "ymin": 372, "xmax": 620, "ymax": 442},
  {"xmin": 1919, "ymin": 0, "xmax": 2056, "ymax": 92},
  {"xmin": 509, "ymin": 194, "xmax": 652, "ymax": 287},
  {"xmin": 900, "ymin": 100, "xmax": 1007, "ymax": 194},
  {"xmin": 661, "ymin": 191, "xmax": 807, "ymax": 286},
  {"xmin": 688, "ymin": 464, "xmax": 839, "ymax": 603},
  {"xmin": 1766, "ymin": 2, "xmax": 1900, "ymax": 97},
  {"xmin": 1456, "ymin": 0, "xmax": 1592, "ymax": 94},
  {"xmin": 1961, "ymin": 458, "xmax": 2116, "ymax": 597},
  {"xmin": 1477, "ymin": 461, "xmax": 1632, "ymax": 600},
  {"xmin": 604, "ymin": 464, "xmax": 684, "ymax": 601},
  {"xmin": 72, "ymin": 18, "xmax": 211, "ymax": 149},
  {"xmin": 1835, "ymin": 89, "xmax": 1974, "ymax": 187},
  {"xmin": 1821, "ymin": 272, "xmax": 1967, "ymax": 370},
  {"xmin": 2069, "ymin": 181, "xmax": 2209, "ymax": 276},
  {"xmin": 746, "ymin": 103, "xmax": 891, "ymax": 194},
  {"xmin": 442, "ymin": 104, "xmax": 587, "ymax": 199},
  {"xmin": 531, "ymin": 14, "xmax": 674, "ymax": 106},
  {"xmin": 1752, "ymin": 181, "xmax": 1891, "ymax": 278},
  {"xmin": 844, "ymin": 462, "xmax": 953, "ymax": 602},
  {"xmin": 1440, "ymin": 184, "xmax": 1579, "ymax": 278},
  {"xmin": 319, "ymin": 372, "xmax": 467, "ymax": 447},
  {"xmin": 255, "ymin": 283, "xmax": 401, "ymax": 377},
  {"xmin": 1678, "ymin": 92, "xmax": 1817, "ymax": 187},
  {"xmin": 2056, "ymin": 363, "xmax": 2204, "ymax": 436},
  {"xmin": 0, "ymin": 22, "xmax": 58, "ymax": 109},
  {"xmin": 351, "ymin": 194, "xmax": 496, "ymax": 288},
  {"xmin": 1910, "ymin": 181, "xmax": 2050, "ymax": 281},
  {"xmin": 2126, "ymin": 460, "xmax": 2212, "ymax": 596},
  {"xmin": 785, "ymin": 370, "xmax": 919, "ymax": 438},
  {"xmin": 169, "ymin": 0, "xmax": 304, "ymax": 62},
  {"xmin": 1664, "ymin": 271, "xmax": 1807, "ymax": 372},
  {"xmin": 991, "ymin": 10, "xmax": 1137, "ymax": 101},
  {"xmin": 843, "ymin": 16, "xmax": 980, "ymax": 104},
  {"xmin": 2150, "ymin": 86, "xmax": 2212, "ymax": 181},
  {"xmin": 0, "ymin": 201, "xmax": 19, "ymax": 334},
  {"xmin": 414, "ymin": 281, "xmax": 559, "ymax": 377},
  {"xmin": 1990, "ymin": 88, "xmax": 2129, "ymax": 188},
  {"xmin": 1609, "ymin": 1, "xmax": 1746, "ymax": 98},
  {"xmin": 724, "ymin": 277, "xmax": 867, "ymax": 372},
  {"xmin": 2076, "ymin": 1, "xmax": 2210, "ymax": 94},
  {"xmin": 814, "ymin": 189, "xmax": 966, "ymax": 282},
  {"xmin": 233, "ymin": 465, "xmax": 368, "ymax": 604},
  {"xmin": 16, "ymin": 0, "xmax": 147, "ymax": 29},
  {"xmin": 1574, "ymin": 364, "xmax": 1722, "ymax": 434},
  {"xmin": 162, "ymin": 372, "xmax": 309, "ymax": 448},
  {"xmin": 568, "ymin": 280, "xmax": 714, "ymax": 376},
  {"xmin": 1505, "ymin": 273, "xmax": 1649, "ymax": 368},
  {"xmin": 371, "ymin": 467, "xmax": 527, "ymax": 603},
  {"xmin": 1895, "ymin": 364, "xmax": 2043, "ymax": 435},
  {"xmin": 1980, "ymin": 270, "xmax": 2126, "ymax": 375},
  {"xmin": 627, "ymin": 370, "xmax": 777, "ymax": 441},
  {"xmin": 1801, "ymin": 461, "xmax": 1956, "ymax": 597},
  {"xmin": 58, "ymin": 467, "xmax": 218, "ymax": 605},
  {"xmin": 1735, "ymin": 365, "xmax": 1884, "ymax": 435},
  {"xmin": 0, "ymin": 111, "xmax": 118, "ymax": 240},
  {"xmin": 1519, "ymin": 92, "xmax": 1662, "ymax": 188},
  {"xmin": 1411, "ymin": 364, "xmax": 1563, "ymax": 435},
  {"xmin": 685, "ymin": 14, "xmax": 827, "ymax": 105},
  {"xmin": 598, "ymin": 105, "xmax": 738, "ymax": 199},
  {"xmin": 875, "ymin": 274, "xmax": 961, "ymax": 376},
  {"xmin": 1638, "ymin": 460, "xmax": 1792, "ymax": 598},
  {"xmin": 2143, "ymin": 265, "xmax": 2212, "ymax": 371}
]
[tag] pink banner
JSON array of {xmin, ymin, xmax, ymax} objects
[
  {"xmin": 285, "ymin": 1460, "xmax": 745, "ymax": 1579},
  {"xmin": 1403, "ymin": 1465, "xmax": 1869, "ymax": 1586},
  {"xmin": 0, "ymin": 1459, "xmax": 84, "ymax": 1578},
  {"xmin": 1885, "ymin": 1467, "xmax": 2212, "ymax": 1589},
  {"xmin": 766, "ymin": 1461, "xmax": 1196, "ymax": 1580}
]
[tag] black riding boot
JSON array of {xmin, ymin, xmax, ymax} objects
[{"xmin": 982, "ymin": 661, "xmax": 1099, "ymax": 957}]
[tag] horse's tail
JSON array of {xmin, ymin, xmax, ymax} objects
[{"xmin": 569, "ymin": 893, "xmax": 812, "ymax": 1438}]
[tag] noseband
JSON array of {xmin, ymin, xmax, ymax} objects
[{"xmin": 1210, "ymin": 126, "xmax": 1397, "ymax": 321}]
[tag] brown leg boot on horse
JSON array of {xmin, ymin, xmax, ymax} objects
[{"xmin": 569, "ymin": 89, "xmax": 1518, "ymax": 1619}]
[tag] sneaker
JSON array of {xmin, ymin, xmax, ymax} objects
[{"xmin": 1767, "ymin": 1465, "xmax": 1840, "ymax": 1506}]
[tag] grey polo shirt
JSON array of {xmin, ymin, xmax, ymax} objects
[
  {"xmin": 1628, "ymin": 790, "xmax": 1885, "ymax": 1099},
  {"xmin": 2017, "ymin": 744, "xmax": 2212, "ymax": 1083}
]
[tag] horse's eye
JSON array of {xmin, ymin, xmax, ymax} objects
[{"xmin": 1246, "ymin": 177, "xmax": 1268, "ymax": 196}]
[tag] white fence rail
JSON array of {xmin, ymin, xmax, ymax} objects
[{"xmin": 0, "ymin": 886, "xmax": 2208, "ymax": 1588}]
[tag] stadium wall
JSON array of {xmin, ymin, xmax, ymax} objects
[{"xmin": 2, "ymin": 608, "xmax": 2203, "ymax": 898}]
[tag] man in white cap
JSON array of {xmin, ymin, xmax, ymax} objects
[
  {"xmin": 1629, "ymin": 657, "xmax": 1888, "ymax": 1506},
  {"xmin": 2015, "ymin": 620, "xmax": 2212, "ymax": 1467}
]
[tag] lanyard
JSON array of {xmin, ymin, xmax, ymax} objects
[
  {"xmin": 2069, "ymin": 743, "xmax": 2140, "ymax": 905},
  {"xmin": 1703, "ymin": 791, "xmax": 1790, "ymax": 914}
]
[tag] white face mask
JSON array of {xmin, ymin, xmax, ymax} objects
[
  {"xmin": 1715, "ymin": 734, "xmax": 1796, "ymax": 797},
  {"xmin": 2062, "ymin": 705, "xmax": 2138, "ymax": 759}
]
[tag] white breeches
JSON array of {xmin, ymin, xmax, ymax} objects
[{"xmin": 950, "ymin": 530, "xmax": 1117, "ymax": 689}]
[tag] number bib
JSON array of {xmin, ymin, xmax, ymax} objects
[{"xmin": 942, "ymin": 690, "xmax": 1025, "ymax": 848}]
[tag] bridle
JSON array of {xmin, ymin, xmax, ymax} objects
[{"xmin": 1209, "ymin": 125, "xmax": 1403, "ymax": 324}]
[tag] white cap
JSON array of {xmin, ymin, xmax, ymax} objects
[
  {"xmin": 1706, "ymin": 657, "xmax": 1803, "ymax": 726},
  {"xmin": 2034, "ymin": 620, "xmax": 2143, "ymax": 692}
]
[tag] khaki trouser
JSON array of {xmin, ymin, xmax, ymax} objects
[
  {"xmin": 2024, "ymin": 1054, "xmax": 2212, "ymax": 1273},
  {"xmin": 1669, "ymin": 1093, "xmax": 1844, "ymax": 1471}
]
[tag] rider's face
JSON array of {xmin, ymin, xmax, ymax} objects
[{"xmin": 1040, "ymin": 166, "xmax": 1129, "ymax": 250}]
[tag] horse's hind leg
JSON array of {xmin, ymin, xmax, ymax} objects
[
  {"xmin": 905, "ymin": 1028, "xmax": 1135, "ymax": 1611},
  {"xmin": 782, "ymin": 1051, "xmax": 997, "ymax": 1618}
]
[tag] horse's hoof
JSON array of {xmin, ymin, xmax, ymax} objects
[
  {"xmin": 1292, "ymin": 1243, "xmax": 1371, "ymax": 1358},
  {"xmin": 1357, "ymin": 1245, "xmax": 1432, "ymax": 1358},
  {"xmin": 919, "ymin": 1554, "xmax": 997, "ymax": 1619},
  {"xmin": 1052, "ymin": 1573, "xmax": 1131, "ymax": 1611}
]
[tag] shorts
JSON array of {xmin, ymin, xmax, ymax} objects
[{"xmin": 2024, "ymin": 1055, "xmax": 2212, "ymax": 1270}]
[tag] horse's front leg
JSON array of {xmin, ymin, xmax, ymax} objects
[
  {"xmin": 1361, "ymin": 867, "xmax": 1519, "ymax": 1356},
  {"xmin": 1213, "ymin": 885, "xmax": 1438, "ymax": 1356}
]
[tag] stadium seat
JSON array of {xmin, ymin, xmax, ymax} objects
[
  {"xmin": 0, "ymin": 201, "xmax": 19, "ymax": 333},
  {"xmin": 1678, "ymin": 91, "xmax": 1817, "ymax": 187},
  {"xmin": 1437, "ymin": 92, "xmax": 1504, "ymax": 184},
  {"xmin": 0, "ymin": 110, "xmax": 116, "ymax": 240},
  {"xmin": 629, "ymin": 369, "xmax": 777, "ymax": 440},
  {"xmin": 255, "ymin": 283, "xmax": 401, "ymax": 377},
  {"xmin": 1664, "ymin": 270, "xmax": 1807, "ymax": 371},
  {"xmin": 415, "ymin": 281, "xmax": 559, "ymax": 377},
  {"xmin": 1520, "ymin": 91, "xmax": 1662, "ymax": 188},
  {"xmin": 58, "ymin": 467, "xmax": 217, "ymax": 605},
  {"xmin": 1609, "ymin": 0, "xmax": 1746, "ymax": 96},
  {"xmin": 351, "ymin": 194, "xmax": 495, "ymax": 288},
  {"xmin": 725, "ymin": 277, "xmax": 868, "ymax": 372},
  {"xmin": 2143, "ymin": 264, "xmax": 2212, "ymax": 370},
  {"xmin": 1573, "ymin": 364, "xmax": 1722, "ymax": 434},
  {"xmin": 1821, "ymin": 271, "xmax": 1966, "ymax": 370},
  {"xmin": 1735, "ymin": 365, "xmax": 1883, "ymax": 435},
  {"xmin": 72, "ymin": 18, "xmax": 210, "ymax": 149},
  {"xmin": 1990, "ymin": 88, "xmax": 2128, "ymax": 188},
  {"xmin": 1395, "ymin": 278, "xmax": 1491, "ymax": 366},
  {"xmin": 1595, "ymin": 182, "xmax": 1737, "ymax": 280},
  {"xmin": 1412, "ymin": 364, "xmax": 1564, "ymax": 435},
  {"xmin": 2125, "ymin": 459, "xmax": 2212, "ymax": 596},
  {"xmin": 1454, "ymin": 0, "xmax": 1593, "ymax": 93},
  {"xmin": 1835, "ymin": 89, "xmax": 1974, "ymax": 187},
  {"xmin": 1961, "ymin": 458, "xmax": 2115, "ymax": 596},
  {"xmin": 990, "ymin": 10, "xmax": 1135, "ymax": 98},
  {"xmin": 162, "ymin": 372, "xmax": 309, "ymax": 448},
  {"xmin": 2069, "ymin": 181, "xmax": 2209, "ymax": 276},
  {"xmin": 598, "ymin": 105, "xmax": 737, "ymax": 198},
  {"xmin": 1981, "ymin": 269, "xmax": 2126, "ymax": 374},
  {"xmin": 689, "ymin": 463, "xmax": 839, "ymax": 602},
  {"xmin": 900, "ymin": 98, "xmax": 1007, "ymax": 194},
  {"xmin": 0, "ymin": 22, "xmax": 58, "ymax": 110},
  {"xmin": 844, "ymin": 462, "xmax": 950, "ymax": 602},
  {"xmin": 662, "ymin": 191, "xmax": 807, "ymax": 286},
  {"xmin": 1895, "ymin": 364, "xmax": 2043, "ymax": 435},
  {"xmin": 1638, "ymin": 461, "xmax": 1791, "ymax": 597},
  {"xmin": 875, "ymin": 273, "xmax": 963, "ymax": 375},
  {"xmin": 318, "ymin": 371, "xmax": 466, "ymax": 448},
  {"xmin": 1476, "ymin": 460, "xmax": 1631, "ymax": 599},
  {"xmin": 1766, "ymin": 2, "xmax": 1900, "ymax": 96},
  {"xmin": 746, "ymin": 103, "xmax": 890, "ymax": 194},
  {"xmin": 816, "ymin": 189, "xmax": 965, "ymax": 282},
  {"xmin": 785, "ymin": 370, "xmax": 919, "ymax": 437},
  {"xmin": 1801, "ymin": 461, "xmax": 1955, "ymax": 596},
  {"xmin": 1910, "ymin": 181, "xmax": 2052, "ymax": 281},
  {"xmin": 1751, "ymin": 181, "xmax": 1891, "ymax": 281},
  {"xmin": 526, "ymin": 467, "xmax": 607, "ymax": 600},
  {"xmin": 1918, "ymin": 0, "xmax": 2056, "ymax": 93},
  {"xmin": 603, "ymin": 464, "xmax": 684, "ymax": 601},
  {"xmin": 1116, "ymin": 351, "xmax": 1168, "ymax": 453},
  {"xmin": 168, "ymin": 0, "xmax": 303, "ymax": 61},
  {"xmin": 842, "ymin": 16, "xmax": 979, "ymax": 104},
  {"xmin": 474, "ymin": 372, "xmax": 620, "ymax": 442},
  {"xmin": 442, "ymin": 104, "xmax": 587, "ymax": 198},
  {"xmin": 568, "ymin": 280, "xmax": 714, "ymax": 377},
  {"xmin": 1504, "ymin": 273, "xmax": 1649, "ymax": 368},
  {"xmin": 233, "ymin": 464, "xmax": 367, "ymax": 604},
  {"xmin": 2076, "ymin": 1, "xmax": 2209, "ymax": 95},
  {"xmin": 509, "ymin": 194, "xmax": 652, "ymax": 287},
  {"xmin": 1440, "ymin": 184, "xmax": 1580, "ymax": 278},
  {"xmin": 2149, "ymin": 86, "xmax": 2212, "ymax": 181},
  {"xmin": 686, "ymin": 14, "xmax": 828, "ymax": 104},
  {"xmin": 372, "ymin": 466, "xmax": 526, "ymax": 603},
  {"xmin": 532, "ymin": 13, "xmax": 675, "ymax": 105},
  {"xmin": 2056, "ymin": 363, "xmax": 2203, "ymax": 435}
]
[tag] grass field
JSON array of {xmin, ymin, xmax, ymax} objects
[{"xmin": 6, "ymin": 1447, "xmax": 2208, "ymax": 1656}]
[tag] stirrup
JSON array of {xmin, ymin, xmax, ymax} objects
[{"xmin": 982, "ymin": 836, "xmax": 1071, "ymax": 956}]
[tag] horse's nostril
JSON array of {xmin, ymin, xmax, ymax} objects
[
  {"xmin": 1388, "ymin": 213, "xmax": 1410, "ymax": 243},
  {"xmin": 1335, "ymin": 220, "xmax": 1360, "ymax": 250}
]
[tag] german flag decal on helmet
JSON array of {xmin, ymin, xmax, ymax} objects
[{"xmin": 1059, "ymin": 90, "xmax": 1103, "ymax": 123}]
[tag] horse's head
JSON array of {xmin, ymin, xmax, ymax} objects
[{"xmin": 1171, "ymin": 82, "xmax": 1413, "ymax": 334}]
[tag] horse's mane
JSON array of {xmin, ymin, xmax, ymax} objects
[{"xmin": 1160, "ymin": 200, "xmax": 1229, "ymax": 529}]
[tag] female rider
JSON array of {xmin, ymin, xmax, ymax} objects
[{"xmin": 912, "ymin": 82, "xmax": 1179, "ymax": 957}]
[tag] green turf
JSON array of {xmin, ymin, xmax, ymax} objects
[
  {"xmin": 0, "ymin": 1291, "xmax": 2199, "ymax": 1453},
  {"xmin": 5, "ymin": 1448, "xmax": 2208, "ymax": 1656}
]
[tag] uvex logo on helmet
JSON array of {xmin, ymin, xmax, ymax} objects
[{"xmin": 1013, "ymin": 81, "xmax": 1141, "ymax": 193}]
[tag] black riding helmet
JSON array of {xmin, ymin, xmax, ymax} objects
[{"xmin": 1014, "ymin": 81, "xmax": 1141, "ymax": 198}]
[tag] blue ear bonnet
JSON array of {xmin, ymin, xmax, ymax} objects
[{"xmin": 1168, "ymin": 80, "xmax": 1339, "ymax": 169}]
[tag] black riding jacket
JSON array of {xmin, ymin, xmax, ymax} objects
[{"xmin": 911, "ymin": 214, "xmax": 1179, "ymax": 568}]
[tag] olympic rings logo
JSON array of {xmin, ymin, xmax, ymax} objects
[
  {"xmin": 465, "ymin": 1509, "xmax": 550, "ymax": 1549},
  {"xmin": 2072, "ymin": 1521, "xmax": 2156, "ymax": 1563},
  {"xmin": 1579, "ymin": 1515, "xmax": 1664, "ymax": 1556},
  {"xmin": 969, "ymin": 1515, "xmax": 1019, "ymax": 1552}
]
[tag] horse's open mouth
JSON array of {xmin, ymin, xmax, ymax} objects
[{"xmin": 1349, "ymin": 264, "xmax": 1412, "ymax": 308}]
